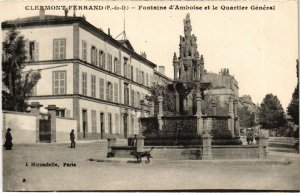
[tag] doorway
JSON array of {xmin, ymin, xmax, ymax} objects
[
  {"xmin": 39, "ymin": 115, "xmax": 51, "ymax": 142},
  {"xmin": 100, "ymin": 112, "xmax": 105, "ymax": 139},
  {"xmin": 123, "ymin": 113, "xmax": 128, "ymax": 138},
  {"xmin": 82, "ymin": 109, "xmax": 87, "ymax": 138}
]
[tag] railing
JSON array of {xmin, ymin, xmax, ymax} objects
[
  {"xmin": 140, "ymin": 117, "xmax": 158, "ymax": 134},
  {"xmin": 162, "ymin": 116, "xmax": 198, "ymax": 138}
]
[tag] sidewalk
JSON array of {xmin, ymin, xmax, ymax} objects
[
  {"xmin": 91, "ymin": 157, "xmax": 292, "ymax": 165},
  {"xmin": 3, "ymin": 142, "xmax": 300, "ymax": 191}
]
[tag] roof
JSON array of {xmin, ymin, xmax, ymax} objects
[
  {"xmin": 154, "ymin": 70, "xmax": 173, "ymax": 82},
  {"xmin": 3, "ymin": 15, "xmax": 65, "ymax": 23},
  {"xmin": 2, "ymin": 14, "xmax": 157, "ymax": 68},
  {"xmin": 118, "ymin": 40, "xmax": 134, "ymax": 51}
]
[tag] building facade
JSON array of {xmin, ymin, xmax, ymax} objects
[
  {"xmin": 2, "ymin": 10, "xmax": 169, "ymax": 140},
  {"xmin": 203, "ymin": 68, "xmax": 239, "ymax": 103}
]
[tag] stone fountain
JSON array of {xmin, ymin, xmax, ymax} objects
[{"xmin": 140, "ymin": 13, "xmax": 241, "ymax": 146}]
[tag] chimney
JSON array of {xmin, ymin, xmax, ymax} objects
[
  {"xmin": 39, "ymin": 8, "xmax": 45, "ymax": 20},
  {"xmin": 108, "ymin": 28, "xmax": 111, "ymax": 36},
  {"xmin": 158, "ymin": 66, "xmax": 165, "ymax": 75},
  {"xmin": 141, "ymin": 52, "xmax": 147, "ymax": 58}
]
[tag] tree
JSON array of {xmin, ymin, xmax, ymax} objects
[
  {"xmin": 201, "ymin": 95, "xmax": 228, "ymax": 116},
  {"xmin": 2, "ymin": 28, "xmax": 40, "ymax": 111},
  {"xmin": 237, "ymin": 106, "xmax": 255, "ymax": 128},
  {"xmin": 258, "ymin": 94, "xmax": 286, "ymax": 130},
  {"xmin": 145, "ymin": 83, "xmax": 176, "ymax": 116},
  {"xmin": 287, "ymin": 59, "xmax": 299, "ymax": 125}
]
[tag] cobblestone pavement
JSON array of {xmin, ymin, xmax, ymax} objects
[{"xmin": 2, "ymin": 142, "xmax": 300, "ymax": 191}]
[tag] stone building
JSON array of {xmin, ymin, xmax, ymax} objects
[
  {"xmin": 1, "ymin": 10, "xmax": 169, "ymax": 140},
  {"xmin": 203, "ymin": 68, "xmax": 239, "ymax": 104}
]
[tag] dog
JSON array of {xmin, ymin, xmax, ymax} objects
[{"xmin": 129, "ymin": 147, "xmax": 154, "ymax": 163}]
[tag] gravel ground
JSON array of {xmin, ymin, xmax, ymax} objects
[{"xmin": 2, "ymin": 142, "xmax": 300, "ymax": 191}]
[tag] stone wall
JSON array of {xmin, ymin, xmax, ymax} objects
[
  {"xmin": 2, "ymin": 111, "xmax": 37, "ymax": 144},
  {"xmin": 3, "ymin": 110, "xmax": 77, "ymax": 144}
]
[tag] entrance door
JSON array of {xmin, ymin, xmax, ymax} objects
[
  {"xmin": 100, "ymin": 113, "xmax": 105, "ymax": 139},
  {"xmin": 82, "ymin": 110, "xmax": 87, "ymax": 138},
  {"xmin": 39, "ymin": 115, "xmax": 51, "ymax": 142},
  {"xmin": 123, "ymin": 114, "xmax": 128, "ymax": 138},
  {"xmin": 108, "ymin": 113, "xmax": 112, "ymax": 134}
]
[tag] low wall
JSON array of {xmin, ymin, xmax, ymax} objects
[
  {"xmin": 56, "ymin": 117, "xmax": 77, "ymax": 143},
  {"xmin": 212, "ymin": 145, "xmax": 265, "ymax": 159},
  {"xmin": 111, "ymin": 146, "xmax": 136, "ymax": 158},
  {"xmin": 3, "ymin": 111, "xmax": 37, "ymax": 144},
  {"xmin": 3, "ymin": 111, "xmax": 77, "ymax": 144},
  {"xmin": 109, "ymin": 143, "xmax": 267, "ymax": 160},
  {"xmin": 145, "ymin": 146, "xmax": 202, "ymax": 160}
]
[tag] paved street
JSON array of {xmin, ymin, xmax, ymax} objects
[{"xmin": 3, "ymin": 141, "xmax": 300, "ymax": 191}]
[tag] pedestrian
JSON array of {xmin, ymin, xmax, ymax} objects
[
  {"xmin": 4, "ymin": 128, "xmax": 13, "ymax": 150},
  {"xmin": 246, "ymin": 130, "xmax": 252, "ymax": 145},
  {"xmin": 70, "ymin": 129, "xmax": 75, "ymax": 148}
]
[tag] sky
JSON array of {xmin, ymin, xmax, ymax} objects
[{"xmin": 0, "ymin": 0, "xmax": 298, "ymax": 110}]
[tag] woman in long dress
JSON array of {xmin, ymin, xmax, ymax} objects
[{"xmin": 4, "ymin": 128, "xmax": 13, "ymax": 150}]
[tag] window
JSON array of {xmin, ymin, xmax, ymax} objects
[
  {"xmin": 91, "ymin": 110, "xmax": 97, "ymax": 133},
  {"xmin": 91, "ymin": 75, "xmax": 96, "ymax": 98},
  {"xmin": 141, "ymin": 71, "xmax": 145, "ymax": 85},
  {"xmin": 95, "ymin": 48, "xmax": 98, "ymax": 66},
  {"xmin": 108, "ymin": 113, "xmax": 112, "ymax": 134},
  {"xmin": 25, "ymin": 41, "xmax": 39, "ymax": 61},
  {"xmin": 146, "ymin": 73, "xmax": 149, "ymax": 86},
  {"xmin": 107, "ymin": 53, "xmax": 113, "ymax": 72},
  {"xmin": 106, "ymin": 81, "xmax": 113, "ymax": 102},
  {"xmin": 53, "ymin": 71, "xmax": 66, "ymax": 95},
  {"xmin": 82, "ymin": 72, "xmax": 87, "ymax": 95},
  {"xmin": 91, "ymin": 46, "xmax": 96, "ymax": 65},
  {"xmin": 53, "ymin": 39, "xmax": 66, "ymax": 60},
  {"xmin": 115, "ymin": 114, "xmax": 119, "ymax": 134},
  {"xmin": 82, "ymin": 40, "xmax": 87, "ymax": 61},
  {"xmin": 115, "ymin": 58, "xmax": 121, "ymax": 75},
  {"xmin": 150, "ymin": 75, "xmax": 153, "ymax": 86},
  {"xmin": 127, "ymin": 63, "xmax": 131, "ymax": 79},
  {"xmin": 114, "ymin": 57, "xmax": 118, "ymax": 73},
  {"xmin": 131, "ymin": 90, "xmax": 135, "ymax": 107},
  {"xmin": 99, "ymin": 78, "xmax": 104, "ymax": 100},
  {"xmin": 136, "ymin": 91, "xmax": 140, "ymax": 107},
  {"xmin": 136, "ymin": 67, "xmax": 139, "ymax": 83},
  {"xmin": 131, "ymin": 66, "xmax": 134, "ymax": 80},
  {"xmin": 114, "ymin": 83, "xmax": 118, "ymax": 103},
  {"xmin": 123, "ymin": 57, "xmax": 128, "ymax": 78},
  {"xmin": 99, "ymin": 50, "xmax": 105, "ymax": 69},
  {"xmin": 124, "ymin": 84, "xmax": 129, "ymax": 105},
  {"xmin": 56, "ymin": 109, "xmax": 65, "ymax": 117}
]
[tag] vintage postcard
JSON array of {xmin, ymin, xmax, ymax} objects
[{"xmin": 1, "ymin": 0, "xmax": 299, "ymax": 192}]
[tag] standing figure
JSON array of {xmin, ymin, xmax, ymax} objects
[
  {"xmin": 4, "ymin": 128, "xmax": 13, "ymax": 150},
  {"xmin": 70, "ymin": 129, "xmax": 75, "ymax": 148},
  {"xmin": 246, "ymin": 130, "xmax": 251, "ymax": 145}
]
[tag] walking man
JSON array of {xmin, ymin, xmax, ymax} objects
[{"xmin": 70, "ymin": 129, "xmax": 75, "ymax": 148}]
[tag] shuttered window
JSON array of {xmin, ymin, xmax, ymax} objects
[
  {"xmin": 115, "ymin": 114, "xmax": 119, "ymax": 134},
  {"xmin": 91, "ymin": 75, "xmax": 96, "ymax": 98},
  {"xmin": 82, "ymin": 40, "xmax": 87, "ymax": 61},
  {"xmin": 53, "ymin": 71, "xmax": 66, "ymax": 95},
  {"xmin": 91, "ymin": 110, "xmax": 97, "ymax": 133},
  {"xmin": 53, "ymin": 39, "xmax": 66, "ymax": 60},
  {"xmin": 114, "ymin": 83, "xmax": 118, "ymax": 103},
  {"xmin": 99, "ymin": 78, "xmax": 104, "ymax": 100},
  {"xmin": 82, "ymin": 72, "xmax": 87, "ymax": 95}
]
